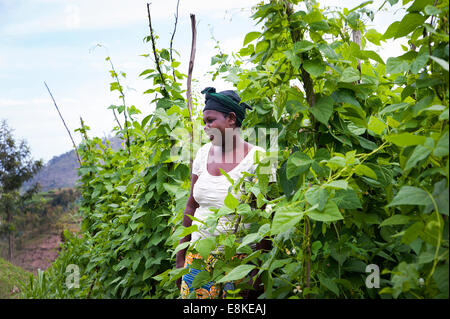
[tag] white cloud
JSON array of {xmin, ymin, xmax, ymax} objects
[{"xmin": 1, "ymin": 0, "xmax": 258, "ymax": 37}]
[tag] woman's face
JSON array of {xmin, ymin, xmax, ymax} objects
[{"xmin": 203, "ymin": 110, "xmax": 236, "ymax": 146}]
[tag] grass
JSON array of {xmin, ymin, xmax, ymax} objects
[{"xmin": 0, "ymin": 257, "xmax": 32, "ymax": 299}]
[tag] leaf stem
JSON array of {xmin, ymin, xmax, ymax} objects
[{"xmin": 423, "ymin": 188, "xmax": 442, "ymax": 284}]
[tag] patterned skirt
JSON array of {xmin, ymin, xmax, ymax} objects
[{"xmin": 180, "ymin": 252, "xmax": 246, "ymax": 299}]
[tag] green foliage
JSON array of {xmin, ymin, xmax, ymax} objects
[
  {"xmin": 203, "ymin": 0, "xmax": 448, "ymax": 299},
  {"xmin": 25, "ymin": 0, "xmax": 448, "ymax": 299},
  {"xmin": 0, "ymin": 257, "xmax": 31, "ymax": 298},
  {"xmin": 1, "ymin": 187, "xmax": 80, "ymax": 257},
  {"xmin": 25, "ymin": 19, "xmax": 197, "ymax": 298},
  {"xmin": 0, "ymin": 119, "xmax": 43, "ymax": 260}
]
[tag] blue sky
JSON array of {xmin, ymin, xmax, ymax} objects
[{"xmin": 0, "ymin": 0, "xmax": 405, "ymax": 163}]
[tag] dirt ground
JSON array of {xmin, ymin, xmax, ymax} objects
[
  {"xmin": 11, "ymin": 212, "xmax": 81, "ymax": 275},
  {"xmin": 12, "ymin": 229, "xmax": 63, "ymax": 274}
]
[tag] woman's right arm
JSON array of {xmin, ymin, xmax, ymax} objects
[{"xmin": 176, "ymin": 173, "xmax": 199, "ymax": 270}]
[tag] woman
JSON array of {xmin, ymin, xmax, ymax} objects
[{"xmin": 175, "ymin": 87, "xmax": 275, "ymax": 299}]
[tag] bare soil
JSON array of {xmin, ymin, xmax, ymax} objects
[
  {"xmin": 11, "ymin": 213, "xmax": 81, "ymax": 275},
  {"xmin": 12, "ymin": 229, "xmax": 63, "ymax": 274}
]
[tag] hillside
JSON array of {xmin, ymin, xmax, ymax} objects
[
  {"xmin": 24, "ymin": 149, "xmax": 79, "ymax": 192},
  {"xmin": 0, "ymin": 257, "xmax": 31, "ymax": 299},
  {"xmin": 23, "ymin": 136, "xmax": 124, "ymax": 192}
]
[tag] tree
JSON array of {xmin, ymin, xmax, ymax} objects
[{"xmin": 0, "ymin": 119, "xmax": 42, "ymax": 261}]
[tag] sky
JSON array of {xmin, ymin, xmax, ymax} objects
[{"xmin": 0, "ymin": 0, "xmax": 406, "ymax": 163}]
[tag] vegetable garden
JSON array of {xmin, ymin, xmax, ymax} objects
[{"xmin": 25, "ymin": 0, "xmax": 448, "ymax": 299}]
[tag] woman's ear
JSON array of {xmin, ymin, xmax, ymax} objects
[{"xmin": 227, "ymin": 112, "xmax": 237, "ymax": 128}]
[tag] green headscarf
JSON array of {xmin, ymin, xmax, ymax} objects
[{"xmin": 201, "ymin": 87, "xmax": 252, "ymax": 127}]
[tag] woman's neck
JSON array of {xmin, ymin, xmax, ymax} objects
[{"xmin": 220, "ymin": 129, "xmax": 244, "ymax": 154}]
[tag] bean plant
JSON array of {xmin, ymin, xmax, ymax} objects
[{"xmin": 25, "ymin": 0, "xmax": 448, "ymax": 299}]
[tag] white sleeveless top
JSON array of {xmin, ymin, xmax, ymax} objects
[{"xmin": 191, "ymin": 142, "xmax": 276, "ymax": 246}]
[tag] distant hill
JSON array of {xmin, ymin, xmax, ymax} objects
[{"xmin": 23, "ymin": 136, "xmax": 124, "ymax": 192}]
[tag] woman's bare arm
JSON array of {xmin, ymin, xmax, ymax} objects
[{"xmin": 176, "ymin": 173, "xmax": 199, "ymax": 287}]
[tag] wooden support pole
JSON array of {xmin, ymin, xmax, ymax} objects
[{"xmin": 186, "ymin": 14, "xmax": 197, "ymax": 171}]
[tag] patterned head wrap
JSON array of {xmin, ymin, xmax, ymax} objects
[{"xmin": 201, "ymin": 87, "xmax": 252, "ymax": 127}]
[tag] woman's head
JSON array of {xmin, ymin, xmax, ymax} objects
[
  {"xmin": 201, "ymin": 87, "xmax": 252, "ymax": 145},
  {"xmin": 201, "ymin": 87, "xmax": 251, "ymax": 128}
]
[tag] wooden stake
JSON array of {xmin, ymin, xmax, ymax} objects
[
  {"xmin": 44, "ymin": 81, "xmax": 82, "ymax": 165},
  {"xmin": 187, "ymin": 14, "xmax": 197, "ymax": 171},
  {"xmin": 146, "ymin": 3, "xmax": 168, "ymax": 98},
  {"xmin": 169, "ymin": 0, "xmax": 180, "ymax": 81}
]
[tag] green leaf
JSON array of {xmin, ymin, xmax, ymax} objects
[
  {"xmin": 433, "ymin": 265, "xmax": 449, "ymax": 296},
  {"xmin": 357, "ymin": 136, "xmax": 378, "ymax": 150},
  {"xmin": 115, "ymin": 185, "xmax": 127, "ymax": 193},
  {"xmin": 385, "ymin": 133, "xmax": 426, "ymax": 147},
  {"xmin": 196, "ymin": 238, "xmax": 216, "ymax": 259},
  {"xmin": 307, "ymin": 200, "xmax": 344, "ymax": 222},
  {"xmin": 387, "ymin": 186, "xmax": 433, "ymax": 207},
  {"xmin": 394, "ymin": 13, "xmax": 427, "ymax": 38},
  {"xmin": 439, "ymin": 109, "xmax": 449, "ymax": 120},
  {"xmin": 363, "ymin": 50, "xmax": 385, "ymax": 64},
  {"xmin": 412, "ymin": 94, "xmax": 435, "ymax": 116},
  {"xmin": 407, "ymin": 0, "xmax": 434, "ymax": 12},
  {"xmin": 424, "ymin": 5, "xmax": 441, "ymax": 15},
  {"xmin": 286, "ymin": 151, "xmax": 312, "ymax": 179},
  {"xmin": 334, "ymin": 189, "xmax": 362, "ymax": 209},
  {"xmin": 139, "ymin": 69, "xmax": 155, "ymax": 76},
  {"xmin": 365, "ymin": 29, "xmax": 383, "ymax": 45},
  {"xmin": 324, "ymin": 180, "xmax": 349, "ymax": 190},
  {"xmin": 368, "ymin": 116, "xmax": 387, "ymax": 135},
  {"xmin": 131, "ymin": 211, "xmax": 147, "ymax": 221},
  {"xmin": 243, "ymin": 31, "xmax": 261, "ymax": 46},
  {"xmin": 430, "ymin": 56, "xmax": 449, "ymax": 71},
  {"xmin": 346, "ymin": 11, "xmax": 360, "ymax": 29},
  {"xmin": 401, "ymin": 222, "xmax": 423, "ymax": 244},
  {"xmin": 433, "ymin": 131, "xmax": 449, "ymax": 157},
  {"xmin": 382, "ymin": 21, "xmax": 400, "ymax": 39},
  {"xmin": 380, "ymin": 214, "xmax": 412, "ymax": 227},
  {"xmin": 317, "ymin": 43, "xmax": 339, "ymax": 60},
  {"xmin": 219, "ymin": 168, "xmax": 235, "ymax": 186},
  {"xmin": 317, "ymin": 273, "xmax": 340, "ymax": 296},
  {"xmin": 354, "ymin": 164, "xmax": 378, "ymax": 179},
  {"xmin": 305, "ymin": 186, "xmax": 329, "ymax": 211},
  {"xmin": 283, "ymin": 50, "xmax": 301, "ymax": 69},
  {"xmin": 162, "ymin": 183, "xmax": 180, "ymax": 196},
  {"xmin": 294, "ymin": 40, "xmax": 314, "ymax": 53},
  {"xmin": 172, "ymin": 242, "xmax": 191, "ymax": 257},
  {"xmin": 380, "ymin": 102, "xmax": 409, "ymax": 115},
  {"xmin": 160, "ymin": 49, "xmax": 170, "ymax": 60},
  {"xmin": 410, "ymin": 53, "xmax": 429, "ymax": 74},
  {"xmin": 239, "ymin": 233, "xmax": 261, "ymax": 248},
  {"xmin": 192, "ymin": 271, "xmax": 211, "ymax": 288},
  {"xmin": 303, "ymin": 59, "xmax": 326, "ymax": 77},
  {"xmin": 309, "ymin": 20, "xmax": 330, "ymax": 31},
  {"xmin": 339, "ymin": 67, "xmax": 360, "ymax": 83},
  {"xmin": 280, "ymin": 161, "xmax": 298, "ymax": 199},
  {"xmin": 433, "ymin": 179, "xmax": 449, "ymax": 216},
  {"xmin": 404, "ymin": 144, "xmax": 432, "ymax": 171},
  {"xmin": 326, "ymin": 156, "xmax": 346, "ymax": 168},
  {"xmin": 271, "ymin": 206, "xmax": 305, "ymax": 235},
  {"xmin": 224, "ymin": 192, "xmax": 239, "ymax": 210},
  {"xmin": 416, "ymin": 77, "xmax": 444, "ymax": 88},
  {"xmin": 310, "ymin": 95, "xmax": 334, "ymax": 124},
  {"xmin": 216, "ymin": 264, "xmax": 256, "ymax": 283},
  {"xmin": 386, "ymin": 57, "xmax": 410, "ymax": 74}
]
